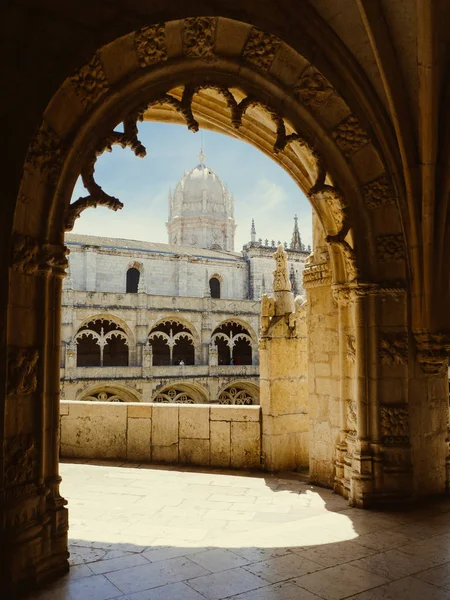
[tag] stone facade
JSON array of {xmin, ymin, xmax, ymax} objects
[{"xmin": 61, "ymin": 159, "xmax": 308, "ymax": 406}]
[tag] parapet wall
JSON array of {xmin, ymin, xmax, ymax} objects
[{"xmin": 60, "ymin": 401, "xmax": 261, "ymax": 469}]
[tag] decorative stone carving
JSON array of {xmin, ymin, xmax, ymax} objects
[
  {"xmin": 302, "ymin": 262, "xmax": 331, "ymax": 289},
  {"xmin": 7, "ymin": 347, "xmax": 39, "ymax": 396},
  {"xmin": 273, "ymin": 244, "xmax": 292, "ymax": 292},
  {"xmin": 376, "ymin": 234, "xmax": 406, "ymax": 261},
  {"xmin": 347, "ymin": 335, "xmax": 356, "ymax": 362},
  {"xmin": 4, "ymin": 434, "xmax": 37, "ymax": 485},
  {"xmin": 241, "ymin": 28, "xmax": 281, "ymax": 71},
  {"xmin": 326, "ymin": 237, "xmax": 358, "ymax": 282},
  {"xmin": 414, "ymin": 331, "xmax": 449, "ymax": 374},
  {"xmin": 347, "ymin": 399, "xmax": 357, "ymax": 429},
  {"xmin": 182, "ymin": 17, "xmax": 216, "ymax": 58},
  {"xmin": 70, "ymin": 54, "xmax": 109, "ymax": 110},
  {"xmin": 135, "ymin": 23, "xmax": 167, "ymax": 67},
  {"xmin": 65, "ymin": 111, "xmax": 146, "ymax": 230},
  {"xmin": 25, "ymin": 122, "xmax": 64, "ymax": 182},
  {"xmin": 11, "ymin": 234, "xmax": 69, "ymax": 277},
  {"xmin": 294, "ymin": 65, "xmax": 336, "ymax": 107},
  {"xmin": 380, "ymin": 406, "xmax": 409, "ymax": 444},
  {"xmin": 379, "ymin": 333, "xmax": 408, "ymax": 366},
  {"xmin": 362, "ymin": 176, "xmax": 395, "ymax": 209},
  {"xmin": 332, "ymin": 115, "xmax": 371, "ymax": 156},
  {"xmin": 310, "ymin": 185, "xmax": 347, "ymax": 232}
]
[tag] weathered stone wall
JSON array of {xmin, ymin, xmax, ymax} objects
[
  {"xmin": 307, "ymin": 280, "xmax": 340, "ymax": 488},
  {"xmin": 60, "ymin": 401, "xmax": 261, "ymax": 469}
]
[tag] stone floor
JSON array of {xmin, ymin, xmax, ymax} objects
[{"xmin": 28, "ymin": 460, "xmax": 450, "ymax": 599}]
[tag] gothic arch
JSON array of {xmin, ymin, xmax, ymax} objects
[
  {"xmin": 152, "ymin": 381, "xmax": 208, "ymax": 404},
  {"xmin": 5, "ymin": 12, "xmax": 435, "ymax": 595},
  {"xmin": 147, "ymin": 315, "xmax": 200, "ymax": 345},
  {"xmin": 212, "ymin": 318, "xmax": 258, "ymax": 344},
  {"xmin": 78, "ymin": 383, "xmax": 141, "ymax": 403},
  {"xmin": 217, "ymin": 381, "xmax": 260, "ymax": 405},
  {"xmin": 76, "ymin": 313, "xmax": 135, "ymax": 346}
]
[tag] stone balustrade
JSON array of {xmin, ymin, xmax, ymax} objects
[
  {"xmin": 60, "ymin": 401, "xmax": 261, "ymax": 469},
  {"xmin": 61, "ymin": 364, "xmax": 260, "ymax": 380}
]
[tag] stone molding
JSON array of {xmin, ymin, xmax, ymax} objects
[
  {"xmin": 7, "ymin": 346, "xmax": 39, "ymax": 396},
  {"xmin": 380, "ymin": 406, "xmax": 409, "ymax": 444},
  {"xmin": 379, "ymin": 333, "xmax": 408, "ymax": 366},
  {"xmin": 294, "ymin": 65, "xmax": 336, "ymax": 108},
  {"xmin": 302, "ymin": 262, "xmax": 331, "ymax": 289},
  {"xmin": 414, "ymin": 331, "xmax": 449, "ymax": 374},
  {"xmin": 4, "ymin": 434, "xmax": 37, "ymax": 486},
  {"xmin": 241, "ymin": 28, "xmax": 281, "ymax": 71},
  {"xmin": 135, "ymin": 24, "xmax": 167, "ymax": 67},
  {"xmin": 332, "ymin": 115, "xmax": 371, "ymax": 156},
  {"xmin": 182, "ymin": 17, "xmax": 217, "ymax": 58},
  {"xmin": 69, "ymin": 53, "xmax": 109, "ymax": 110},
  {"xmin": 376, "ymin": 234, "xmax": 406, "ymax": 261},
  {"xmin": 332, "ymin": 282, "xmax": 405, "ymax": 305},
  {"xmin": 11, "ymin": 234, "xmax": 69, "ymax": 277},
  {"xmin": 362, "ymin": 176, "xmax": 395, "ymax": 209},
  {"xmin": 25, "ymin": 122, "xmax": 64, "ymax": 182}
]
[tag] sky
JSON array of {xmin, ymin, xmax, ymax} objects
[{"xmin": 70, "ymin": 122, "xmax": 312, "ymax": 250}]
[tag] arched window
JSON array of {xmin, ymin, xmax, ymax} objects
[
  {"xmin": 209, "ymin": 277, "xmax": 221, "ymax": 298},
  {"xmin": 219, "ymin": 385, "xmax": 257, "ymax": 405},
  {"xmin": 211, "ymin": 321, "xmax": 253, "ymax": 365},
  {"xmin": 126, "ymin": 268, "xmax": 140, "ymax": 293},
  {"xmin": 148, "ymin": 319, "xmax": 195, "ymax": 366},
  {"xmin": 74, "ymin": 319, "xmax": 129, "ymax": 367}
]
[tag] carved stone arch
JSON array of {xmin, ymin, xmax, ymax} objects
[
  {"xmin": 76, "ymin": 313, "xmax": 134, "ymax": 347},
  {"xmin": 152, "ymin": 381, "xmax": 209, "ymax": 404},
  {"xmin": 212, "ymin": 318, "xmax": 258, "ymax": 344},
  {"xmin": 147, "ymin": 315, "xmax": 200, "ymax": 345},
  {"xmin": 78, "ymin": 383, "xmax": 141, "ymax": 403},
  {"xmin": 15, "ymin": 17, "xmax": 409, "ymax": 290},
  {"xmin": 217, "ymin": 380, "xmax": 260, "ymax": 405}
]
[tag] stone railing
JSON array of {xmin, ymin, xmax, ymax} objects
[
  {"xmin": 61, "ymin": 364, "xmax": 260, "ymax": 380},
  {"xmin": 60, "ymin": 401, "xmax": 261, "ymax": 469}
]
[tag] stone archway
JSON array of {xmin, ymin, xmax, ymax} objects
[{"xmin": 4, "ymin": 14, "xmax": 449, "ymax": 595}]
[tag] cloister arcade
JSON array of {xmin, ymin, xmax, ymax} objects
[{"xmin": 3, "ymin": 2, "xmax": 450, "ymax": 595}]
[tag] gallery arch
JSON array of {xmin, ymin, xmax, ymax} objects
[
  {"xmin": 74, "ymin": 318, "xmax": 129, "ymax": 367},
  {"xmin": 218, "ymin": 382, "xmax": 259, "ymax": 405},
  {"xmin": 212, "ymin": 321, "xmax": 253, "ymax": 365},
  {"xmin": 152, "ymin": 382, "xmax": 208, "ymax": 404},
  {"xmin": 5, "ymin": 7, "xmax": 450, "ymax": 595},
  {"xmin": 148, "ymin": 319, "xmax": 195, "ymax": 366}
]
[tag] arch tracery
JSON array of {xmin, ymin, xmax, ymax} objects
[
  {"xmin": 74, "ymin": 318, "xmax": 129, "ymax": 367},
  {"xmin": 148, "ymin": 318, "xmax": 195, "ymax": 366}
]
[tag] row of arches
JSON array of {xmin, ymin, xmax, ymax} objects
[
  {"xmin": 80, "ymin": 381, "xmax": 259, "ymax": 405},
  {"xmin": 73, "ymin": 317, "xmax": 255, "ymax": 367}
]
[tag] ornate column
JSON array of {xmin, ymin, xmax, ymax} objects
[{"xmin": 3, "ymin": 235, "xmax": 69, "ymax": 594}]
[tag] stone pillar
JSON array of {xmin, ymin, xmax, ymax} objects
[
  {"xmin": 260, "ymin": 245, "xmax": 309, "ymax": 471},
  {"xmin": 2, "ymin": 236, "xmax": 69, "ymax": 595},
  {"xmin": 64, "ymin": 341, "xmax": 77, "ymax": 379},
  {"xmin": 141, "ymin": 342, "xmax": 153, "ymax": 377}
]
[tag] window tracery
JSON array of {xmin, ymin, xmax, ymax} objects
[
  {"xmin": 153, "ymin": 387, "xmax": 195, "ymax": 404},
  {"xmin": 211, "ymin": 321, "xmax": 253, "ymax": 365},
  {"xmin": 219, "ymin": 386, "xmax": 255, "ymax": 405},
  {"xmin": 74, "ymin": 318, "xmax": 129, "ymax": 367},
  {"xmin": 148, "ymin": 319, "xmax": 195, "ymax": 366}
]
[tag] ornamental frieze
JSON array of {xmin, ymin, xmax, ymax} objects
[
  {"xmin": 69, "ymin": 54, "xmax": 109, "ymax": 110},
  {"xmin": 7, "ymin": 346, "xmax": 39, "ymax": 396},
  {"xmin": 379, "ymin": 333, "xmax": 408, "ymax": 366},
  {"xmin": 302, "ymin": 262, "xmax": 331, "ymax": 289},
  {"xmin": 294, "ymin": 65, "xmax": 336, "ymax": 108},
  {"xmin": 241, "ymin": 28, "xmax": 281, "ymax": 71},
  {"xmin": 135, "ymin": 24, "xmax": 167, "ymax": 67},
  {"xmin": 332, "ymin": 115, "xmax": 371, "ymax": 157},
  {"xmin": 380, "ymin": 406, "xmax": 409, "ymax": 444},
  {"xmin": 182, "ymin": 17, "xmax": 217, "ymax": 58},
  {"xmin": 376, "ymin": 234, "xmax": 406, "ymax": 261},
  {"xmin": 362, "ymin": 176, "xmax": 395, "ymax": 210}
]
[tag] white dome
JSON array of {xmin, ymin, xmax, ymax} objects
[
  {"xmin": 167, "ymin": 152, "xmax": 236, "ymax": 252},
  {"xmin": 173, "ymin": 157, "xmax": 229, "ymax": 217}
]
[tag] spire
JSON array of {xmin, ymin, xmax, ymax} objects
[
  {"xmin": 273, "ymin": 245, "xmax": 292, "ymax": 292},
  {"xmin": 198, "ymin": 149, "xmax": 206, "ymax": 164},
  {"xmin": 261, "ymin": 274, "xmax": 266, "ymax": 296},
  {"xmin": 251, "ymin": 218, "xmax": 256, "ymax": 243},
  {"xmin": 290, "ymin": 214, "xmax": 302, "ymax": 251}
]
